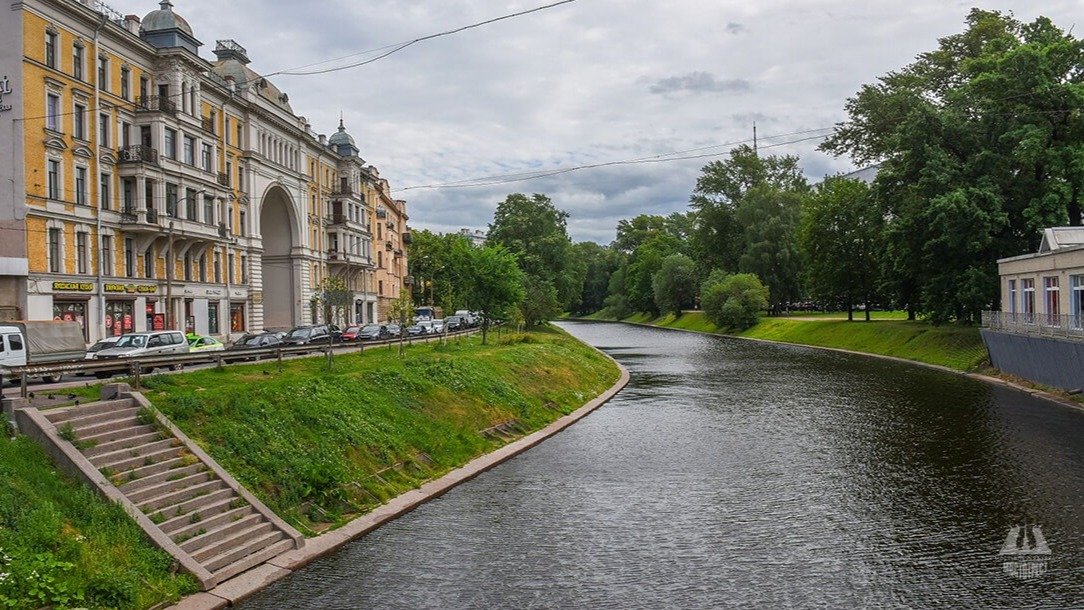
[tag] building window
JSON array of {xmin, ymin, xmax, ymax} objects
[
  {"xmin": 1044, "ymin": 276, "xmax": 1060, "ymax": 324},
  {"xmin": 121, "ymin": 66, "xmax": 130, "ymax": 100},
  {"xmin": 213, "ymin": 251, "xmax": 221, "ymax": 283},
  {"xmin": 229, "ymin": 253, "xmax": 236, "ymax": 283},
  {"xmin": 225, "ymin": 161, "xmax": 232, "ymax": 187},
  {"xmin": 379, "ymin": 280, "xmax": 384, "ymax": 296},
  {"xmin": 185, "ymin": 188, "xmax": 197, "ymax": 220},
  {"xmin": 104, "ymin": 300, "xmax": 133, "ymax": 337},
  {"xmin": 237, "ymin": 165, "xmax": 243, "ymax": 190},
  {"xmin": 225, "ymin": 118, "xmax": 231, "ymax": 145},
  {"xmin": 47, "ymin": 159, "xmax": 60, "ymax": 199},
  {"xmin": 183, "ymin": 135, "xmax": 195, "ymax": 165},
  {"xmin": 1008, "ymin": 279, "xmax": 1016, "ymax": 315},
  {"xmin": 45, "ymin": 31, "xmax": 57, "ymax": 68},
  {"xmin": 201, "ymin": 143, "xmax": 212, "ymax": 172},
  {"xmin": 139, "ymin": 75, "xmax": 148, "ymax": 101},
  {"xmin": 164, "ymin": 183, "xmax": 177, "ymax": 217},
  {"xmin": 97, "ymin": 56, "xmax": 108, "ymax": 91},
  {"xmin": 73, "ymin": 44, "xmax": 84, "ymax": 80},
  {"xmin": 76, "ymin": 232, "xmax": 88, "ymax": 274},
  {"xmin": 208, "ymin": 301, "xmax": 219, "ymax": 334},
  {"xmin": 46, "ymin": 94, "xmax": 60, "ymax": 131},
  {"xmin": 203, "ymin": 196, "xmax": 214, "ymax": 225},
  {"xmin": 236, "ymin": 122, "xmax": 242, "ymax": 147},
  {"xmin": 75, "ymin": 167, "xmax": 87, "ymax": 205},
  {"xmin": 98, "ymin": 113, "xmax": 110, "ymax": 147},
  {"xmin": 164, "ymin": 128, "xmax": 176, "ymax": 159},
  {"xmin": 198, "ymin": 253, "xmax": 206, "ymax": 282},
  {"xmin": 1021, "ymin": 278, "xmax": 1035, "ymax": 323},
  {"xmin": 48, "ymin": 228, "xmax": 61, "ymax": 273},
  {"xmin": 239, "ymin": 209, "xmax": 246, "ymax": 236},
  {"xmin": 145, "ymin": 179, "xmax": 155, "ymax": 214},
  {"xmin": 124, "ymin": 237, "xmax": 134, "ymax": 278},
  {"xmin": 230, "ymin": 302, "xmax": 245, "ymax": 332},
  {"xmin": 101, "ymin": 235, "xmax": 113, "ymax": 276},
  {"xmin": 73, "ymin": 103, "xmax": 86, "ymax": 140},
  {"xmin": 144, "ymin": 247, "xmax": 155, "ymax": 278},
  {"xmin": 53, "ymin": 302, "xmax": 87, "ymax": 340},
  {"xmin": 183, "ymin": 252, "xmax": 191, "ymax": 281},
  {"xmin": 99, "ymin": 172, "xmax": 111, "ymax": 210}
]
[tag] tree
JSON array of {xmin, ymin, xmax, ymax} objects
[
  {"xmin": 487, "ymin": 193, "xmax": 581, "ymax": 309},
  {"xmin": 459, "ymin": 245, "xmax": 525, "ymax": 344},
  {"xmin": 602, "ymin": 264, "xmax": 631, "ymax": 318},
  {"xmin": 614, "ymin": 214, "xmax": 667, "ymax": 254},
  {"xmin": 625, "ymin": 233, "xmax": 682, "ymax": 315},
  {"xmin": 571, "ymin": 241, "xmax": 618, "ymax": 315},
  {"xmin": 734, "ymin": 185, "xmax": 804, "ymax": 312},
  {"xmin": 387, "ymin": 291, "xmax": 413, "ymax": 356},
  {"xmin": 408, "ymin": 229, "xmax": 472, "ymax": 312},
  {"xmin": 821, "ymin": 9, "xmax": 1084, "ymax": 323},
  {"xmin": 652, "ymin": 254, "xmax": 698, "ymax": 315},
  {"xmin": 799, "ymin": 177, "xmax": 883, "ymax": 320},
  {"xmin": 313, "ymin": 276, "xmax": 351, "ymax": 327},
  {"xmin": 520, "ymin": 275, "xmax": 561, "ymax": 326},
  {"xmin": 701, "ymin": 273, "xmax": 770, "ymax": 330}
]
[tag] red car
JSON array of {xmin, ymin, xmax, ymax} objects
[{"xmin": 340, "ymin": 326, "xmax": 362, "ymax": 342}]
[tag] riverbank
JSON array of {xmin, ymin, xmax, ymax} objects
[{"xmin": 585, "ymin": 311, "xmax": 987, "ymax": 371}]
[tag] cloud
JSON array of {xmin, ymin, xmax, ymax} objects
[
  {"xmin": 725, "ymin": 22, "xmax": 746, "ymax": 34},
  {"xmin": 648, "ymin": 71, "xmax": 751, "ymax": 95}
]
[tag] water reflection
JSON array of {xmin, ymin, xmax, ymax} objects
[{"xmin": 240, "ymin": 321, "xmax": 1084, "ymax": 609}]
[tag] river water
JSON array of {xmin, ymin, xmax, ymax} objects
[{"xmin": 240, "ymin": 321, "xmax": 1084, "ymax": 609}]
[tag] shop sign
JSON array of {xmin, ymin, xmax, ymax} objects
[
  {"xmin": 103, "ymin": 283, "xmax": 157, "ymax": 294},
  {"xmin": 53, "ymin": 281, "xmax": 94, "ymax": 292},
  {"xmin": 0, "ymin": 76, "xmax": 12, "ymax": 113},
  {"xmin": 251, "ymin": 291, "xmax": 262, "ymax": 304}
]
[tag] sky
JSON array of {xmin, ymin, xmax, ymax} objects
[{"xmin": 105, "ymin": 0, "xmax": 1082, "ymax": 243}]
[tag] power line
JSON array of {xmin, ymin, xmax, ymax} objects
[
  {"xmin": 269, "ymin": 0, "xmax": 578, "ymax": 77},
  {"xmin": 396, "ymin": 130, "xmax": 835, "ymax": 192}
]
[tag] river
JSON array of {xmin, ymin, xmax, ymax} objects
[{"xmin": 240, "ymin": 321, "xmax": 1084, "ymax": 608}]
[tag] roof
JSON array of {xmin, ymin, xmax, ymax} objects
[
  {"xmin": 211, "ymin": 59, "xmax": 294, "ymax": 113},
  {"xmin": 328, "ymin": 119, "xmax": 355, "ymax": 147},
  {"xmin": 838, "ymin": 164, "xmax": 880, "ymax": 184},
  {"xmin": 142, "ymin": 0, "xmax": 193, "ymax": 36},
  {"xmin": 1039, "ymin": 227, "xmax": 1084, "ymax": 253}
]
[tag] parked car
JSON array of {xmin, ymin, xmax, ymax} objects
[
  {"xmin": 445, "ymin": 316, "xmax": 465, "ymax": 331},
  {"xmin": 406, "ymin": 324, "xmax": 426, "ymax": 336},
  {"xmin": 386, "ymin": 324, "xmax": 402, "ymax": 337},
  {"xmin": 93, "ymin": 330, "xmax": 189, "ymax": 378},
  {"xmin": 432, "ymin": 319, "xmax": 446, "ymax": 333},
  {"xmin": 454, "ymin": 310, "xmax": 479, "ymax": 327},
  {"xmin": 85, "ymin": 336, "xmax": 120, "ymax": 360},
  {"xmin": 417, "ymin": 321, "xmax": 435, "ymax": 335},
  {"xmin": 0, "ymin": 320, "xmax": 87, "ymax": 383},
  {"xmin": 357, "ymin": 324, "xmax": 390, "ymax": 341},
  {"xmin": 225, "ymin": 332, "xmax": 282, "ymax": 361},
  {"xmin": 340, "ymin": 326, "xmax": 362, "ymax": 342},
  {"xmin": 188, "ymin": 336, "xmax": 225, "ymax": 353},
  {"xmin": 281, "ymin": 324, "xmax": 338, "ymax": 346}
]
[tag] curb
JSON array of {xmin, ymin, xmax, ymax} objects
[{"xmin": 164, "ymin": 338, "xmax": 630, "ymax": 609}]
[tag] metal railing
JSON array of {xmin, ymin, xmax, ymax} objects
[
  {"xmin": 1, "ymin": 326, "xmax": 485, "ymax": 398},
  {"xmin": 117, "ymin": 145, "xmax": 158, "ymax": 164},
  {"xmin": 981, "ymin": 310, "xmax": 1084, "ymax": 340}
]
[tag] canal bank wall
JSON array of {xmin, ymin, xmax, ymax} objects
[
  {"xmin": 576, "ymin": 317, "xmax": 1084, "ymax": 415},
  {"xmin": 168, "ymin": 343, "xmax": 630, "ymax": 610}
]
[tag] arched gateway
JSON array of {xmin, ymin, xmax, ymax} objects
[{"xmin": 259, "ymin": 186, "xmax": 299, "ymax": 329}]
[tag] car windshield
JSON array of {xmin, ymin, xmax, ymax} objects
[
  {"xmin": 243, "ymin": 335, "xmax": 266, "ymax": 346},
  {"xmin": 362, "ymin": 324, "xmax": 381, "ymax": 332},
  {"xmin": 345, "ymin": 326, "xmax": 360, "ymax": 333},
  {"xmin": 88, "ymin": 340, "xmax": 113, "ymax": 352},
  {"xmin": 285, "ymin": 328, "xmax": 311, "ymax": 339},
  {"xmin": 114, "ymin": 335, "xmax": 146, "ymax": 348}
]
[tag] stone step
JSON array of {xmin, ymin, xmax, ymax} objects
[
  {"xmin": 208, "ymin": 538, "xmax": 294, "ymax": 584},
  {"xmin": 203, "ymin": 530, "xmax": 285, "ymax": 573},
  {"xmin": 114, "ymin": 456, "xmax": 186, "ymax": 485},
  {"xmin": 157, "ymin": 489, "xmax": 235, "ymax": 531},
  {"xmin": 95, "ymin": 444, "xmax": 183, "ymax": 473},
  {"xmin": 137, "ymin": 479, "xmax": 227, "ymax": 513},
  {"xmin": 43, "ymin": 399, "xmax": 134, "ymax": 423},
  {"xmin": 72, "ymin": 415, "xmax": 143, "ymax": 439},
  {"xmin": 127, "ymin": 470, "xmax": 214, "ymax": 504},
  {"xmin": 84, "ymin": 431, "xmax": 162, "ymax": 458},
  {"xmin": 119, "ymin": 463, "xmax": 206, "ymax": 494},
  {"xmin": 179, "ymin": 512, "xmax": 263, "ymax": 553},
  {"xmin": 52, "ymin": 405, "xmax": 141, "ymax": 431},
  {"xmin": 79, "ymin": 423, "xmax": 158, "ymax": 447},
  {"xmin": 189, "ymin": 519, "xmax": 273, "ymax": 561},
  {"xmin": 90, "ymin": 438, "xmax": 181, "ymax": 469},
  {"xmin": 169, "ymin": 505, "xmax": 254, "ymax": 543}
]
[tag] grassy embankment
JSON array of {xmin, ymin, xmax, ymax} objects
[
  {"xmin": 585, "ymin": 310, "xmax": 987, "ymax": 371},
  {"xmin": 141, "ymin": 327, "xmax": 620, "ymax": 534},
  {"xmin": 0, "ymin": 436, "xmax": 197, "ymax": 609}
]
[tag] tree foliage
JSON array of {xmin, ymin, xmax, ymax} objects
[
  {"xmin": 458, "ymin": 245, "xmax": 525, "ymax": 344},
  {"xmin": 652, "ymin": 254, "xmax": 698, "ymax": 315},
  {"xmin": 701, "ymin": 273, "xmax": 770, "ymax": 330}
]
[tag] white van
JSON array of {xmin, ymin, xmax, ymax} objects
[{"xmin": 0, "ymin": 321, "xmax": 87, "ymax": 383}]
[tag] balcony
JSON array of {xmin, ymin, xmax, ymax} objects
[
  {"xmin": 201, "ymin": 116, "xmax": 215, "ymax": 134},
  {"xmin": 327, "ymin": 249, "xmax": 373, "ymax": 268},
  {"xmin": 135, "ymin": 95, "xmax": 177, "ymax": 116},
  {"xmin": 216, "ymin": 172, "xmax": 230, "ymax": 187},
  {"xmin": 385, "ymin": 241, "xmax": 393, "ymax": 251},
  {"xmin": 117, "ymin": 145, "xmax": 158, "ymax": 165},
  {"xmin": 402, "ymin": 232, "xmax": 412, "ymax": 245},
  {"xmin": 118, "ymin": 207, "xmax": 160, "ymax": 232},
  {"xmin": 331, "ymin": 184, "xmax": 353, "ymax": 197}
]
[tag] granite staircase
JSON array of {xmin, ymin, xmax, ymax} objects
[{"xmin": 16, "ymin": 386, "xmax": 303, "ymax": 590}]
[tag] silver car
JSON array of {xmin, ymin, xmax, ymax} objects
[{"xmin": 96, "ymin": 330, "xmax": 190, "ymax": 359}]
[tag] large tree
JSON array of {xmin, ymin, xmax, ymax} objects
[
  {"xmin": 407, "ymin": 229, "xmax": 473, "ymax": 312},
  {"xmin": 652, "ymin": 253, "xmax": 698, "ymax": 315},
  {"xmin": 799, "ymin": 177, "xmax": 883, "ymax": 320},
  {"xmin": 571, "ymin": 241, "xmax": 618, "ymax": 315},
  {"xmin": 821, "ymin": 9, "xmax": 1084, "ymax": 323},
  {"xmin": 459, "ymin": 245, "xmax": 525, "ymax": 344},
  {"xmin": 735, "ymin": 185, "xmax": 804, "ymax": 312},
  {"xmin": 487, "ymin": 193, "xmax": 582, "ymax": 310}
]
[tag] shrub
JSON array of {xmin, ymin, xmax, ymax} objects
[{"xmin": 701, "ymin": 273, "xmax": 770, "ymax": 330}]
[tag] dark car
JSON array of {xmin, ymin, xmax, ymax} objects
[
  {"xmin": 281, "ymin": 324, "xmax": 338, "ymax": 346},
  {"xmin": 357, "ymin": 324, "xmax": 390, "ymax": 341},
  {"xmin": 406, "ymin": 324, "xmax": 426, "ymax": 336},
  {"xmin": 386, "ymin": 324, "xmax": 403, "ymax": 337},
  {"xmin": 226, "ymin": 332, "xmax": 282, "ymax": 361},
  {"xmin": 445, "ymin": 316, "xmax": 464, "ymax": 331}
]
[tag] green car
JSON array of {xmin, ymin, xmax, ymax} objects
[{"xmin": 188, "ymin": 335, "xmax": 225, "ymax": 352}]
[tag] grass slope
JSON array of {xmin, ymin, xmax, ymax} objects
[
  {"xmin": 142, "ymin": 327, "xmax": 619, "ymax": 534},
  {"xmin": 0, "ymin": 436, "xmax": 197, "ymax": 609},
  {"xmin": 584, "ymin": 310, "xmax": 986, "ymax": 371}
]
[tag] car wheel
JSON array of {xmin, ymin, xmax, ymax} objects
[{"xmin": 41, "ymin": 375, "xmax": 59, "ymax": 384}]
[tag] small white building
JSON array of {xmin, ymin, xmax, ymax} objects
[{"xmin": 997, "ymin": 227, "xmax": 1084, "ymax": 325}]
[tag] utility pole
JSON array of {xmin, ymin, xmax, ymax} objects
[
  {"xmin": 166, "ymin": 221, "xmax": 174, "ymax": 329},
  {"xmin": 753, "ymin": 121, "xmax": 758, "ymax": 156}
]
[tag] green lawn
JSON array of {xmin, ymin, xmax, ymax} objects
[
  {"xmin": 0, "ymin": 436, "xmax": 197, "ymax": 609},
  {"xmin": 141, "ymin": 327, "xmax": 620, "ymax": 534}
]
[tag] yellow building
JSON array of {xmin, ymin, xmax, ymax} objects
[{"xmin": 0, "ymin": 0, "xmax": 408, "ymax": 341}]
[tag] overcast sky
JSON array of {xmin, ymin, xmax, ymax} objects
[{"xmin": 108, "ymin": 0, "xmax": 1081, "ymax": 243}]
